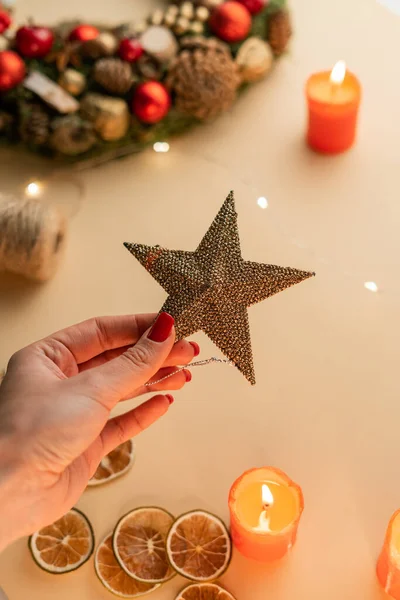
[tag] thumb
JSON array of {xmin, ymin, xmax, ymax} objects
[{"xmin": 78, "ymin": 313, "xmax": 175, "ymax": 405}]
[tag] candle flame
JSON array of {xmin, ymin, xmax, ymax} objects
[
  {"xmin": 262, "ymin": 484, "xmax": 274, "ymax": 508},
  {"xmin": 330, "ymin": 60, "xmax": 346, "ymax": 85}
]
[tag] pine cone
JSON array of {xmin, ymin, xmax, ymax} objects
[
  {"xmin": 20, "ymin": 105, "xmax": 50, "ymax": 146},
  {"xmin": 167, "ymin": 36, "xmax": 240, "ymax": 120},
  {"xmin": 0, "ymin": 111, "xmax": 13, "ymax": 136},
  {"xmin": 50, "ymin": 116, "xmax": 97, "ymax": 156},
  {"xmin": 93, "ymin": 58, "xmax": 133, "ymax": 95},
  {"xmin": 136, "ymin": 54, "xmax": 164, "ymax": 80},
  {"xmin": 267, "ymin": 10, "xmax": 292, "ymax": 56}
]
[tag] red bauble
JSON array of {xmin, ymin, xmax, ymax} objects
[
  {"xmin": 16, "ymin": 25, "xmax": 54, "ymax": 58},
  {"xmin": 0, "ymin": 50, "xmax": 26, "ymax": 92},
  {"xmin": 209, "ymin": 1, "xmax": 252, "ymax": 42},
  {"xmin": 68, "ymin": 24, "xmax": 100, "ymax": 42},
  {"xmin": 132, "ymin": 81, "xmax": 171, "ymax": 124},
  {"xmin": 118, "ymin": 38, "xmax": 144, "ymax": 63},
  {"xmin": 0, "ymin": 10, "xmax": 12, "ymax": 34},
  {"xmin": 237, "ymin": 0, "xmax": 267, "ymax": 14}
]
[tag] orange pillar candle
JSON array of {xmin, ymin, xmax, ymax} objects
[
  {"xmin": 228, "ymin": 467, "xmax": 304, "ymax": 562},
  {"xmin": 377, "ymin": 511, "xmax": 400, "ymax": 598},
  {"xmin": 306, "ymin": 60, "xmax": 361, "ymax": 154}
]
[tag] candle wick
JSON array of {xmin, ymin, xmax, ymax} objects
[{"xmin": 257, "ymin": 507, "xmax": 271, "ymax": 532}]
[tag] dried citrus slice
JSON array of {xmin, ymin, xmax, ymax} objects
[
  {"xmin": 176, "ymin": 583, "xmax": 236, "ymax": 600},
  {"xmin": 29, "ymin": 508, "xmax": 94, "ymax": 574},
  {"xmin": 113, "ymin": 507, "xmax": 175, "ymax": 584},
  {"xmin": 166, "ymin": 510, "xmax": 231, "ymax": 582},
  {"xmin": 88, "ymin": 440, "xmax": 135, "ymax": 487},
  {"xmin": 95, "ymin": 533, "xmax": 160, "ymax": 597}
]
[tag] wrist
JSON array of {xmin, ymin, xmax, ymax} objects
[{"xmin": 0, "ymin": 436, "xmax": 28, "ymax": 551}]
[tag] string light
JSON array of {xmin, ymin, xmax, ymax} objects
[
  {"xmin": 25, "ymin": 182, "xmax": 42, "ymax": 198},
  {"xmin": 257, "ymin": 196, "xmax": 268, "ymax": 209},
  {"xmin": 364, "ymin": 281, "xmax": 378, "ymax": 293},
  {"xmin": 153, "ymin": 142, "xmax": 170, "ymax": 153}
]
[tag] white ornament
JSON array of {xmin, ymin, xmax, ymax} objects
[
  {"xmin": 140, "ymin": 25, "xmax": 178, "ymax": 63},
  {"xmin": 0, "ymin": 0, "xmax": 15, "ymax": 8}
]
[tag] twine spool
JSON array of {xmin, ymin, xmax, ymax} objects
[{"xmin": 0, "ymin": 194, "xmax": 67, "ymax": 282}]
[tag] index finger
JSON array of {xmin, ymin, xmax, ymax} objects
[{"xmin": 46, "ymin": 314, "xmax": 157, "ymax": 364}]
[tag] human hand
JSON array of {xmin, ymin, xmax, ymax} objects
[{"xmin": 0, "ymin": 313, "xmax": 198, "ymax": 550}]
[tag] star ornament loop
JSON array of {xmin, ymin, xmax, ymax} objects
[{"xmin": 124, "ymin": 191, "xmax": 314, "ymax": 385}]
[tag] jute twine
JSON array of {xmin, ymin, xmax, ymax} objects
[{"xmin": 0, "ymin": 194, "xmax": 67, "ymax": 282}]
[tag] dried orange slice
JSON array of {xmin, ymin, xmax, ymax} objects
[
  {"xmin": 113, "ymin": 507, "xmax": 175, "ymax": 584},
  {"xmin": 176, "ymin": 583, "xmax": 236, "ymax": 600},
  {"xmin": 88, "ymin": 440, "xmax": 135, "ymax": 487},
  {"xmin": 29, "ymin": 508, "xmax": 94, "ymax": 574},
  {"xmin": 95, "ymin": 533, "xmax": 160, "ymax": 597},
  {"xmin": 166, "ymin": 510, "xmax": 231, "ymax": 582}
]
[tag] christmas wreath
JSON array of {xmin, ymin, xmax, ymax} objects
[{"xmin": 0, "ymin": 0, "xmax": 291, "ymax": 164}]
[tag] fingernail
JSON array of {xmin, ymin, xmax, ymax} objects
[
  {"xmin": 184, "ymin": 369, "xmax": 192, "ymax": 383},
  {"xmin": 189, "ymin": 341, "xmax": 200, "ymax": 357},
  {"xmin": 166, "ymin": 394, "xmax": 174, "ymax": 405},
  {"xmin": 148, "ymin": 312, "xmax": 175, "ymax": 343}
]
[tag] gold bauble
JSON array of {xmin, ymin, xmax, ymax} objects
[
  {"xmin": 58, "ymin": 68, "xmax": 86, "ymax": 96},
  {"xmin": 236, "ymin": 37, "xmax": 274, "ymax": 83}
]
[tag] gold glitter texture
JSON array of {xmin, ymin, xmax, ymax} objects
[{"xmin": 124, "ymin": 191, "xmax": 314, "ymax": 384}]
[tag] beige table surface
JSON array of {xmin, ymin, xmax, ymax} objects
[{"xmin": 1, "ymin": 0, "xmax": 400, "ymax": 598}]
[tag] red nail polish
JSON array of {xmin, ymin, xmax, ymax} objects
[
  {"xmin": 184, "ymin": 370, "xmax": 192, "ymax": 383},
  {"xmin": 166, "ymin": 394, "xmax": 174, "ymax": 405},
  {"xmin": 148, "ymin": 313, "xmax": 175, "ymax": 343},
  {"xmin": 189, "ymin": 341, "xmax": 200, "ymax": 357}
]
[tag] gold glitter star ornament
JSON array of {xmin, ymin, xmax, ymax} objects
[{"xmin": 124, "ymin": 191, "xmax": 314, "ymax": 385}]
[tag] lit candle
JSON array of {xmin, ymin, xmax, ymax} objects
[
  {"xmin": 306, "ymin": 60, "xmax": 362, "ymax": 154},
  {"xmin": 228, "ymin": 467, "xmax": 304, "ymax": 562},
  {"xmin": 377, "ymin": 510, "xmax": 400, "ymax": 598}
]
